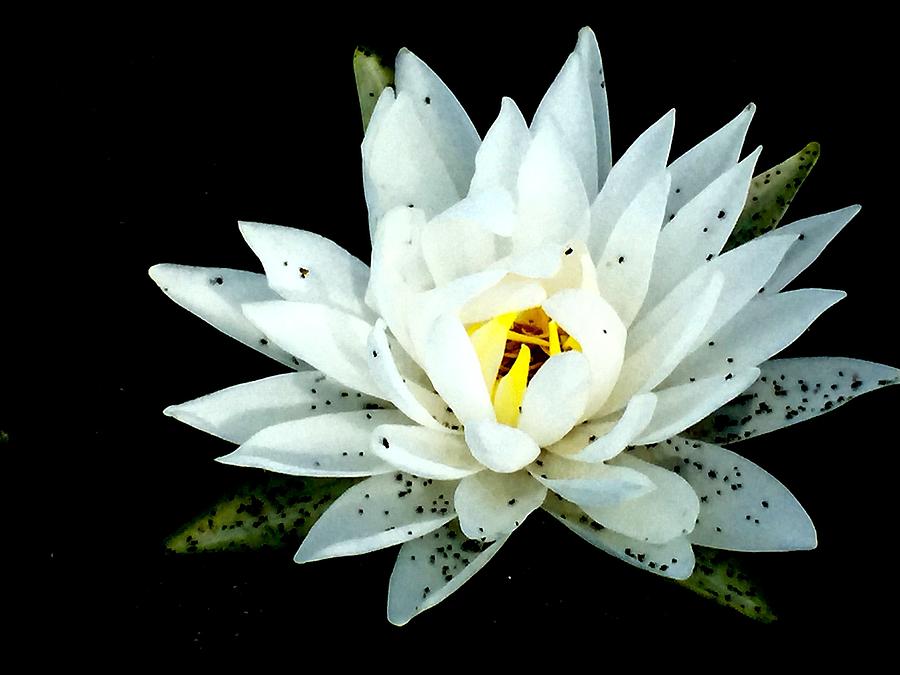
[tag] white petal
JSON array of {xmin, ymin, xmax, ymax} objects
[
  {"xmin": 164, "ymin": 372, "xmax": 384, "ymax": 444},
  {"xmin": 588, "ymin": 109, "xmax": 674, "ymax": 260},
  {"xmin": 533, "ymin": 49, "xmax": 597, "ymax": 198},
  {"xmin": 464, "ymin": 420, "xmax": 541, "ymax": 473},
  {"xmin": 395, "ymin": 48, "xmax": 480, "ymax": 198},
  {"xmin": 543, "ymin": 495, "xmax": 695, "ymax": 579},
  {"xmin": 459, "ymin": 277, "xmax": 548, "ymax": 324},
  {"xmin": 469, "ymin": 97, "xmax": 531, "ymax": 198},
  {"xmin": 363, "ymin": 91, "xmax": 460, "ymax": 228},
  {"xmin": 421, "ymin": 211, "xmax": 498, "ymax": 286},
  {"xmin": 583, "ymin": 453, "xmax": 699, "ymax": 544},
  {"xmin": 647, "ymin": 148, "xmax": 761, "ymax": 307},
  {"xmin": 515, "ymin": 124, "xmax": 591, "ymax": 250},
  {"xmin": 454, "ymin": 471, "xmax": 546, "ymax": 540},
  {"xmin": 760, "ymin": 205, "xmax": 860, "ymax": 293},
  {"xmin": 665, "ymin": 103, "xmax": 755, "ymax": 217},
  {"xmin": 217, "ymin": 409, "xmax": 407, "ymax": 477},
  {"xmin": 490, "ymin": 246, "xmax": 564, "ymax": 279},
  {"xmin": 387, "ymin": 520, "xmax": 508, "ymax": 626},
  {"xmin": 529, "ymin": 453, "xmax": 654, "ymax": 508},
  {"xmin": 602, "ymin": 272, "xmax": 723, "ymax": 414},
  {"xmin": 294, "ymin": 472, "xmax": 458, "ymax": 563},
  {"xmin": 574, "ymin": 26, "xmax": 611, "ymax": 191},
  {"xmin": 518, "ymin": 351, "xmax": 590, "ymax": 447},
  {"xmin": 541, "ymin": 241, "xmax": 599, "ymax": 297},
  {"xmin": 435, "ymin": 187, "xmax": 517, "ymax": 237},
  {"xmin": 633, "ymin": 437, "xmax": 817, "ymax": 551},
  {"xmin": 148, "ymin": 264, "xmax": 298, "ymax": 368},
  {"xmin": 420, "ymin": 313, "xmax": 494, "ymax": 425},
  {"xmin": 238, "ymin": 222, "xmax": 372, "ymax": 318},
  {"xmin": 371, "ymin": 425, "xmax": 481, "ymax": 479},
  {"xmin": 594, "ymin": 172, "xmax": 670, "ymax": 325},
  {"xmin": 242, "ymin": 301, "xmax": 382, "ymax": 398},
  {"xmin": 542, "ymin": 289, "xmax": 627, "ymax": 416},
  {"xmin": 664, "ymin": 289, "xmax": 846, "ymax": 386},
  {"xmin": 367, "ymin": 319, "xmax": 446, "ymax": 431},
  {"xmin": 363, "ymin": 88, "xmax": 396, "ymax": 239},
  {"xmin": 550, "ymin": 393, "xmax": 657, "ymax": 463},
  {"xmin": 636, "ymin": 368, "xmax": 761, "ymax": 444},
  {"xmin": 687, "ymin": 358, "xmax": 900, "ymax": 445}
]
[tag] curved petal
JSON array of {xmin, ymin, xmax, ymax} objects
[
  {"xmin": 387, "ymin": 520, "xmax": 508, "ymax": 626},
  {"xmin": 464, "ymin": 420, "xmax": 541, "ymax": 473},
  {"xmin": 529, "ymin": 453, "xmax": 654, "ymax": 507},
  {"xmin": 238, "ymin": 221, "xmax": 372, "ymax": 318},
  {"xmin": 459, "ymin": 277, "xmax": 547, "ymax": 325},
  {"xmin": 518, "ymin": 351, "xmax": 590, "ymax": 447},
  {"xmin": 371, "ymin": 424, "xmax": 481, "ymax": 480},
  {"xmin": 543, "ymin": 495, "xmax": 695, "ymax": 579},
  {"xmin": 454, "ymin": 471, "xmax": 546, "ymax": 540},
  {"xmin": 295, "ymin": 471, "xmax": 458, "ymax": 563},
  {"xmin": 574, "ymin": 26, "xmax": 611, "ymax": 191},
  {"xmin": 421, "ymin": 210, "xmax": 498, "ymax": 286},
  {"xmin": 633, "ymin": 437, "xmax": 817, "ymax": 551},
  {"xmin": 582, "ymin": 453, "xmax": 699, "ymax": 545},
  {"xmin": 242, "ymin": 301, "xmax": 381, "ymax": 398},
  {"xmin": 217, "ymin": 409, "xmax": 407, "ymax": 477},
  {"xmin": 148, "ymin": 264, "xmax": 298, "ymax": 368},
  {"xmin": 468, "ymin": 96, "xmax": 530, "ymax": 198},
  {"xmin": 363, "ymin": 88, "xmax": 396, "ymax": 238},
  {"xmin": 164, "ymin": 372, "xmax": 384, "ymax": 444}
]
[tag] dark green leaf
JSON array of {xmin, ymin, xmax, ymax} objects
[
  {"xmin": 723, "ymin": 142, "xmax": 820, "ymax": 251},
  {"xmin": 0, "ymin": 431, "xmax": 8, "ymax": 444},
  {"xmin": 354, "ymin": 46, "xmax": 394, "ymax": 132},
  {"xmin": 165, "ymin": 476, "xmax": 355, "ymax": 553},
  {"xmin": 677, "ymin": 546, "xmax": 776, "ymax": 623}
]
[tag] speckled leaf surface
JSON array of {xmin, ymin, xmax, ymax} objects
[
  {"xmin": 678, "ymin": 547, "xmax": 776, "ymax": 623},
  {"xmin": 723, "ymin": 142, "xmax": 820, "ymax": 251},
  {"xmin": 354, "ymin": 47, "xmax": 395, "ymax": 131},
  {"xmin": 165, "ymin": 476, "xmax": 355, "ymax": 553}
]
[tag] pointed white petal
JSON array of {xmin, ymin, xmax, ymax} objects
[
  {"xmin": 387, "ymin": 520, "xmax": 508, "ymax": 626},
  {"xmin": 395, "ymin": 48, "xmax": 480, "ymax": 198},
  {"xmin": 582, "ymin": 453, "xmax": 699, "ymax": 545},
  {"xmin": 421, "ymin": 211, "xmax": 498, "ymax": 286},
  {"xmin": 574, "ymin": 26, "xmax": 611, "ymax": 190},
  {"xmin": 633, "ymin": 437, "xmax": 817, "ymax": 551},
  {"xmin": 647, "ymin": 149, "xmax": 761, "ymax": 306},
  {"xmin": 148, "ymin": 264, "xmax": 298, "ymax": 367},
  {"xmin": 636, "ymin": 368, "xmax": 761, "ymax": 444},
  {"xmin": 464, "ymin": 420, "xmax": 541, "ymax": 473},
  {"xmin": 666, "ymin": 104, "xmax": 755, "ymax": 217},
  {"xmin": 550, "ymin": 393, "xmax": 657, "ymax": 463},
  {"xmin": 515, "ymin": 124, "xmax": 591, "ymax": 249},
  {"xmin": 454, "ymin": 471, "xmax": 546, "ymax": 540},
  {"xmin": 760, "ymin": 206, "xmax": 860, "ymax": 293},
  {"xmin": 594, "ymin": 172, "xmax": 670, "ymax": 325},
  {"xmin": 468, "ymin": 97, "xmax": 530, "ymax": 197},
  {"xmin": 533, "ymin": 50, "xmax": 597, "ymax": 197},
  {"xmin": 164, "ymin": 372, "xmax": 384, "ymax": 444},
  {"xmin": 371, "ymin": 425, "xmax": 481, "ymax": 480},
  {"xmin": 295, "ymin": 472, "xmax": 458, "ymax": 563},
  {"xmin": 238, "ymin": 222, "xmax": 372, "ymax": 318},
  {"xmin": 217, "ymin": 409, "xmax": 407, "ymax": 477},
  {"xmin": 588, "ymin": 109, "xmax": 674, "ymax": 260},
  {"xmin": 665, "ymin": 289, "xmax": 846, "ymax": 386},
  {"xmin": 362, "ymin": 88, "xmax": 396, "ymax": 239},
  {"xmin": 543, "ymin": 495, "xmax": 695, "ymax": 579},
  {"xmin": 686, "ymin": 358, "xmax": 900, "ymax": 445},
  {"xmin": 541, "ymin": 241, "xmax": 599, "ymax": 297},
  {"xmin": 518, "ymin": 351, "xmax": 590, "ymax": 447},
  {"xmin": 367, "ymin": 319, "xmax": 446, "ymax": 431},
  {"xmin": 242, "ymin": 301, "xmax": 381, "ymax": 398},
  {"xmin": 542, "ymin": 289, "xmax": 627, "ymax": 415},
  {"xmin": 529, "ymin": 453, "xmax": 654, "ymax": 507}
]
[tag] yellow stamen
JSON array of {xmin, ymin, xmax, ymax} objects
[
  {"xmin": 470, "ymin": 312, "xmax": 518, "ymax": 393},
  {"xmin": 505, "ymin": 331, "xmax": 550, "ymax": 349},
  {"xmin": 548, "ymin": 320, "xmax": 561, "ymax": 355},
  {"xmin": 493, "ymin": 344, "xmax": 531, "ymax": 426}
]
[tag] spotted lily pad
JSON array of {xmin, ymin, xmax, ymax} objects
[
  {"xmin": 354, "ymin": 46, "xmax": 394, "ymax": 131},
  {"xmin": 678, "ymin": 546, "xmax": 776, "ymax": 623},
  {"xmin": 723, "ymin": 142, "xmax": 820, "ymax": 251},
  {"xmin": 166, "ymin": 476, "xmax": 355, "ymax": 553}
]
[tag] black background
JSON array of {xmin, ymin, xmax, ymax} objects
[{"xmin": 15, "ymin": 9, "xmax": 898, "ymax": 659}]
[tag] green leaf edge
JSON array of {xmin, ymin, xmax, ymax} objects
[{"xmin": 354, "ymin": 46, "xmax": 395, "ymax": 132}]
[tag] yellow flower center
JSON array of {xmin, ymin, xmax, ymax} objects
[{"xmin": 467, "ymin": 308, "xmax": 582, "ymax": 426}]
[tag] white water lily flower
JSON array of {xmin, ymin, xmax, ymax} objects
[{"xmin": 150, "ymin": 28, "xmax": 898, "ymax": 625}]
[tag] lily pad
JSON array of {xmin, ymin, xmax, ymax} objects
[
  {"xmin": 354, "ymin": 46, "xmax": 394, "ymax": 132},
  {"xmin": 677, "ymin": 546, "xmax": 776, "ymax": 623},
  {"xmin": 166, "ymin": 476, "xmax": 355, "ymax": 553},
  {"xmin": 723, "ymin": 142, "xmax": 820, "ymax": 251}
]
